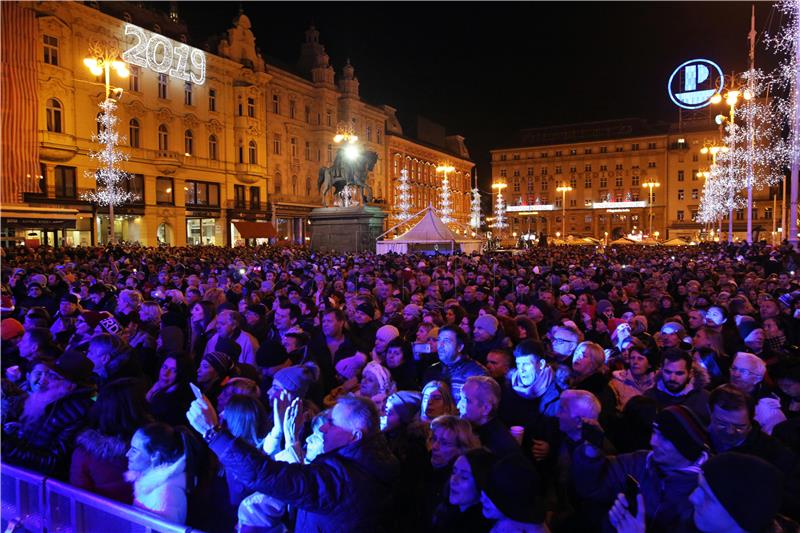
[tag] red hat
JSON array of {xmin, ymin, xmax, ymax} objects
[{"xmin": 1, "ymin": 318, "xmax": 24, "ymax": 341}]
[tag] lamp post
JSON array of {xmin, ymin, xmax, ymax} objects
[
  {"xmin": 491, "ymin": 180, "xmax": 508, "ymax": 240},
  {"xmin": 556, "ymin": 183, "xmax": 572, "ymax": 239},
  {"xmin": 436, "ymin": 164, "xmax": 455, "ymax": 223},
  {"xmin": 642, "ymin": 179, "xmax": 660, "ymax": 237},
  {"xmin": 83, "ymin": 43, "xmax": 130, "ymax": 244}
]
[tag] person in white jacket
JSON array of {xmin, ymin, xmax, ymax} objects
[{"xmin": 125, "ymin": 423, "xmax": 192, "ymax": 524}]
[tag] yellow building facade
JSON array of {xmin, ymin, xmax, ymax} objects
[
  {"xmin": 2, "ymin": 1, "xmax": 469, "ymax": 247},
  {"xmin": 490, "ymin": 118, "xmax": 777, "ymax": 242}
]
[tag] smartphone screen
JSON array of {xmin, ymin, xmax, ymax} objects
[{"xmin": 624, "ymin": 474, "xmax": 640, "ymax": 516}]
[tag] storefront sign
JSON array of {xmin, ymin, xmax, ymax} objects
[
  {"xmin": 123, "ymin": 24, "xmax": 206, "ymax": 85},
  {"xmin": 1, "ymin": 218, "xmax": 76, "ymax": 229},
  {"xmin": 667, "ymin": 58, "xmax": 724, "ymax": 109}
]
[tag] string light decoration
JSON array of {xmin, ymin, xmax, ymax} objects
[
  {"xmin": 436, "ymin": 164, "xmax": 455, "ymax": 223},
  {"xmin": 82, "ymin": 98, "xmax": 138, "ymax": 238},
  {"xmin": 493, "ymin": 185, "xmax": 508, "ymax": 230},
  {"xmin": 470, "ymin": 187, "xmax": 482, "ymax": 229},
  {"xmin": 395, "ymin": 168, "xmax": 412, "ymax": 221}
]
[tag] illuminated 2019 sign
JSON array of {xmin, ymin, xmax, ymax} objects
[
  {"xmin": 667, "ymin": 59, "xmax": 724, "ymax": 109},
  {"xmin": 122, "ymin": 24, "xmax": 206, "ymax": 85}
]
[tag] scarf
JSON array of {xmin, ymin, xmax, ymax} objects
[{"xmin": 510, "ymin": 364, "xmax": 555, "ymax": 400}]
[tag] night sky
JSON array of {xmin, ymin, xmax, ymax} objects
[{"xmin": 171, "ymin": 1, "xmax": 785, "ymax": 192}]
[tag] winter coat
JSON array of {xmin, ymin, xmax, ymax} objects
[
  {"xmin": 572, "ymin": 444, "xmax": 701, "ymax": 533},
  {"xmin": 205, "ymin": 329, "xmax": 259, "ymax": 368},
  {"xmin": 574, "ymin": 372, "xmax": 618, "ymax": 429},
  {"xmin": 475, "ymin": 417, "xmax": 521, "ymax": 458},
  {"xmin": 1, "ymin": 387, "xmax": 94, "ymax": 477},
  {"xmin": 69, "ymin": 428, "xmax": 133, "ymax": 503},
  {"xmin": 643, "ymin": 368, "xmax": 711, "ymax": 424},
  {"xmin": 470, "ymin": 329, "xmax": 512, "ymax": 366},
  {"xmin": 610, "ymin": 370, "xmax": 655, "ymax": 411},
  {"xmin": 125, "ymin": 455, "xmax": 188, "ymax": 524},
  {"xmin": 209, "ymin": 429, "xmax": 400, "ymax": 532},
  {"xmin": 423, "ymin": 356, "xmax": 488, "ymax": 404},
  {"xmin": 147, "ymin": 382, "xmax": 195, "ymax": 427}
]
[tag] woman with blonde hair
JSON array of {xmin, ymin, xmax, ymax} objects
[
  {"xmin": 421, "ymin": 380, "xmax": 458, "ymax": 422},
  {"xmin": 571, "ymin": 341, "xmax": 617, "ymax": 427}
]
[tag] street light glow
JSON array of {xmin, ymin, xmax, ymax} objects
[{"xmin": 344, "ymin": 144, "xmax": 360, "ymax": 160}]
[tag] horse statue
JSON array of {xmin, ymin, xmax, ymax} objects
[{"xmin": 318, "ymin": 148, "xmax": 379, "ymax": 206}]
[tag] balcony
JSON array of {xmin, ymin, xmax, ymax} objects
[
  {"xmin": 234, "ymin": 163, "xmax": 265, "ymax": 185},
  {"xmin": 23, "ymin": 186, "xmax": 94, "ymax": 207},
  {"xmin": 226, "ymin": 199, "xmax": 264, "ymax": 211},
  {"xmin": 153, "ymin": 150, "xmax": 181, "ymax": 175},
  {"xmin": 39, "ymin": 130, "xmax": 78, "ymax": 162}
]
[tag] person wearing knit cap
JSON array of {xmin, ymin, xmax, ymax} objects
[
  {"xmin": 596, "ymin": 299, "xmax": 614, "ymax": 319},
  {"xmin": 472, "ymin": 314, "xmax": 512, "ymax": 367},
  {"xmin": 1, "ymin": 318, "xmax": 24, "ymax": 344},
  {"xmin": 480, "ymin": 454, "xmax": 547, "ymax": 532},
  {"xmin": 573, "ymin": 404, "xmax": 708, "ymax": 533},
  {"xmin": 271, "ymin": 363, "xmax": 320, "ymax": 399},
  {"xmin": 371, "ymin": 324, "xmax": 400, "ymax": 364},
  {"xmin": 359, "ymin": 361, "xmax": 396, "ymax": 410},
  {"xmin": 693, "ymin": 452, "xmax": 784, "ymax": 533},
  {"xmin": 198, "ymin": 350, "xmax": 235, "ymax": 405},
  {"xmin": 382, "ymin": 390, "xmax": 422, "ymax": 431}
]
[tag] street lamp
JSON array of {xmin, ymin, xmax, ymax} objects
[
  {"xmin": 642, "ymin": 179, "xmax": 660, "ymax": 237},
  {"xmin": 436, "ymin": 164, "xmax": 455, "ymax": 223},
  {"xmin": 556, "ymin": 183, "xmax": 572, "ymax": 239},
  {"xmin": 491, "ymin": 180, "xmax": 508, "ymax": 234}
]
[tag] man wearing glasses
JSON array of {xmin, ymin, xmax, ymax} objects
[{"xmin": 549, "ymin": 325, "xmax": 579, "ymax": 364}]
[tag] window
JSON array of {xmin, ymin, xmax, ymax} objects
[
  {"xmin": 735, "ymin": 209, "xmax": 744, "ymax": 220},
  {"xmin": 123, "ymin": 174, "xmax": 145, "ymax": 202},
  {"xmin": 765, "ymin": 207, "xmax": 773, "ymax": 220},
  {"xmin": 185, "ymin": 180, "xmax": 220, "ymax": 207},
  {"xmin": 250, "ymin": 186, "xmax": 260, "ymax": 209},
  {"xmin": 129, "ymin": 66, "xmax": 140, "ymax": 92},
  {"xmin": 46, "ymin": 98, "xmax": 62, "ymax": 132},
  {"xmin": 209, "ymin": 88, "xmax": 217, "ymax": 112},
  {"xmin": 272, "ymin": 94, "xmax": 280, "ymax": 114},
  {"xmin": 678, "ymin": 170, "xmax": 685, "ymax": 182},
  {"xmin": 600, "ymin": 165, "xmax": 608, "ymax": 171},
  {"xmin": 274, "ymin": 173, "xmax": 282, "ymax": 194},
  {"xmin": 238, "ymin": 141, "xmax": 244, "ymax": 163},
  {"xmin": 648, "ymin": 142, "xmax": 657, "ymax": 149},
  {"xmin": 500, "ymin": 154, "xmax": 507, "ymax": 161},
  {"xmin": 184, "ymin": 82, "xmax": 192, "ymax": 105},
  {"xmin": 234, "ymin": 185, "xmax": 246, "ymax": 208},
  {"xmin": 648, "ymin": 161, "xmax": 656, "ymax": 168},
  {"xmin": 569, "ymin": 149, "xmax": 577, "ymax": 155},
  {"xmin": 691, "ymin": 189, "xmax": 699, "ymax": 200},
  {"xmin": 527, "ymin": 179, "xmax": 533, "ymax": 192},
  {"xmin": 184, "ymin": 130, "xmax": 193, "ymax": 155},
  {"xmin": 615, "ymin": 176, "xmax": 623, "ymax": 187},
  {"xmin": 555, "ymin": 166, "xmax": 562, "ymax": 174},
  {"xmin": 156, "ymin": 177, "xmax": 174, "ymax": 205},
  {"xmin": 376, "ymin": 129, "xmax": 382, "ymax": 144},
  {"xmin": 305, "ymin": 105, "xmax": 311, "ymax": 123},
  {"xmin": 570, "ymin": 199, "xmax": 577, "ymax": 207},
  {"xmin": 238, "ymin": 99, "xmax": 243, "ymax": 116},
  {"xmin": 600, "ymin": 176, "xmax": 608, "ymax": 188},
  {"xmin": 326, "ymin": 109, "xmax": 332, "ymax": 126},
  {"xmin": 678, "ymin": 189, "xmax": 685, "ymax": 200},
  {"xmin": 208, "ymin": 135, "xmax": 218, "ymax": 160},
  {"xmin": 541, "ymin": 168, "xmax": 548, "ymax": 176},
  {"xmin": 158, "ymin": 74, "xmax": 167, "ymax": 99},
  {"xmin": 306, "ymin": 176, "xmax": 312, "ymax": 196},
  {"xmin": 692, "ymin": 154, "xmax": 699, "ymax": 162},
  {"xmin": 527, "ymin": 167, "xmax": 534, "ymax": 176},
  {"xmin": 600, "ymin": 146, "xmax": 608, "ymax": 153},
  {"xmin": 584, "ymin": 164, "xmax": 592, "ymax": 172},
  {"xmin": 305, "ymin": 141, "xmax": 311, "ymax": 160},
  {"xmin": 541, "ymin": 179, "xmax": 549, "ymax": 192},
  {"xmin": 631, "ymin": 190, "xmax": 640, "ymax": 201},
  {"xmin": 631, "ymin": 143, "xmax": 639, "ymax": 151},
  {"xmin": 366, "ymin": 126, "xmax": 372, "ymax": 142},
  {"xmin": 555, "ymin": 150, "xmax": 562, "ymax": 157},
  {"xmin": 692, "ymin": 169, "xmax": 699, "ymax": 181},
  {"xmin": 327, "ymin": 144, "xmax": 332, "ymax": 162},
  {"xmin": 158, "ymin": 124, "xmax": 169, "ymax": 151},
  {"xmin": 273, "ymin": 135, "xmax": 281, "ymax": 155},
  {"xmin": 569, "ymin": 177, "xmax": 577, "ymax": 188},
  {"xmin": 96, "ymin": 112, "xmax": 104, "ymax": 137},
  {"xmin": 513, "ymin": 169, "xmax": 520, "ymax": 177},
  {"xmin": 585, "ymin": 200, "xmax": 593, "ymax": 207},
  {"xmin": 43, "ymin": 35, "xmax": 59, "ymax": 65},
  {"xmin": 289, "ymin": 100, "xmax": 296, "ymax": 119},
  {"xmin": 615, "ymin": 164, "xmax": 623, "ymax": 170},
  {"xmin": 631, "ymin": 175, "xmax": 640, "ymax": 186},
  {"xmin": 584, "ymin": 148, "xmax": 592, "ymax": 154},
  {"xmin": 569, "ymin": 166, "xmax": 577, "ymax": 173},
  {"xmin": 128, "ymin": 119, "xmax": 140, "ymax": 148},
  {"xmin": 584, "ymin": 177, "xmax": 592, "ymax": 188},
  {"xmin": 54, "ymin": 165, "xmax": 75, "ymax": 197},
  {"xmin": 691, "ymin": 210, "xmax": 699, "ymax": 221},
  {"xmin": 290, "ymin": 137, "xmax": 298, "ymax": 158},
  {"xmin": 616, "ymin": 146, "xmax": 624, "ymax": 152},
  {"xmin": 500, "ymin": 170, "xmax": 507, "ymax": 178},
  {"xmin": 513, "ymin": 179, "xmax": 520, "ymax": 193},
  {"xmin": 247, "ymin": 97, "xmax": 255, "ymax": 118},
  {"xmin": 248, "ymin": 141, "xmax": 257, "ymax": 164}
]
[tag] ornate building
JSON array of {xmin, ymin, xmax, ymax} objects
[
  {"xmin": 1, "ymin": 1, "xmax": 471, "ymax": 247},
  {"xmin": 490, "ymin": 117, "xmax": 778, "ymax": 242}
]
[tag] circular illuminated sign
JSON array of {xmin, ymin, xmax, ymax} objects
[{"xmin": 667, "ymin": 59, "xmax": 724, "ymax": 110}]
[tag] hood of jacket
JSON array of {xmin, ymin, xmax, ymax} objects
[
  {"xmin": 125, "ymin": 455, "xmax": 186, "ymax": 496},
  {"xmin": 76, "ymin": 428, "xmax": 129, "ymax": 460}
]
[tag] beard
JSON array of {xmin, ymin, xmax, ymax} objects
[{"xmin": 20, "ymin": 380, "xmax": 75, "ymax": 428}]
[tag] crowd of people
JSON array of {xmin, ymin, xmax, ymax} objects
[{"xmin": 2, "ymin": 240, "xmax": 800, "ymax": 532}]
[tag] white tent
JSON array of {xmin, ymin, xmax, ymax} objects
[{"xmin": 376, "ymin": 206, "xmax": 483, "ymax": 255}]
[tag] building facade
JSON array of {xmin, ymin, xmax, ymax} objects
[
  {"xmin": 490, "ymin": 118, "xmax": 778, "ymax": 242},
  {"xmin": 2, "ymin": 1, "xmax": 471, "ymax": 247}
]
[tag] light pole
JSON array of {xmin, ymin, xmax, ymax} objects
[
  {"xmin": 436, "ymin": 164, "xmax": 455, "ymax": 223},
  {"xmin": 642, "ymin": 179, "xmax": 660, "ymax": 238},
  {"xmin": 491, "ymin": 180, "xmax": 508, "ymax": 241},
  {"xmin": 556, "ymin": 183, "xmax": 572, "ymax": 239},
  {"xmin": 83, "ymin": 43, "xmax": 129, "ymax": 244}
]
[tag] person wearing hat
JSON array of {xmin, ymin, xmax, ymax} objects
[
  {"xmin": 480, "ymin": 453, "xmax": 547, "ymax": 532},
  {"xmin": 573, "ymin": 405, "xmax": 710, "ymax": 532},
  {"xmin": 20, "ymin": 280, "xmax": 57, "ymax": 318},
  {"xmin": 1, "ymin": 350, "xmax": 95, "ymax": 476},
  {"xmin": 350, "ymin": 300, "xmax": 380, "ymax": 352},
  {"xmin": 198, "ymin": 350, "xmax": 236, "ymax": 406},
  {"xmin": 63, "ymin": 310, "xmax": 104, "ymax": 353},
  {"xmin": 242, "ymin": 303, "xmax": 269, "ymax": 344},
  {"xmin": 50, "ymin": 293, "xmax": 82, "ymax": 345},
  {"xmin": 471, "ymin": 314, "xmax": 512, "ymax": 367},
  {"xmin": 82, "ymin": 283, "xmax": 116, "ymax": 314}
]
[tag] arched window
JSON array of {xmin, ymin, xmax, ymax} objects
[
  {"xmin": 248, "ymin": 140, "xmax": 257, "ymax": 164},
  {"xmin": 274, "ymin": 172, "xmax": 282, "ymax": 194},
  {"xmin": 158, "ymin": 124, "xmax": 169, "ymax": 151},
  {"xmin": 184, "ymin": 129, "xmax": 193, "ymax": 155},
  {"xmin": 208, "ymin": 134, "xmax": 217, "ymax": 160},
  {"xmin": 291, "ymin": 175, "xmax": 298, "ymax": 195},
  {"xmin": 96, "ymin": 112, "xmax": 104, "ymax": 137},
  {"xmin": 129, "ymin": 119, "xmax": 140, "ymax": 148},
  {"xmin": 238, "ymin": 140, "xmax": 244, "ymax": 163},
  {"xmin": 306, "ymin": 176, "xmax": 312, "ymax": 195},
  {"xmin": 46, "ymin": 98, "xmax": 62, "ymax": 133}
]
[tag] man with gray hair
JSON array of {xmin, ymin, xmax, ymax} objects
[
  {"xmin": 458, "ymin": 375, "xmax": 520, "ymax": 457},
  {"xmin": 204, "ymin": 310, "xmax": 259, "ymax": 368},
  {"xmin": 729, "ymin": 352, "xmax": 786, "ymax": 434},
  {"xmin": 188, "ymin": 393, "xmax": 399, "ymax": 531}
]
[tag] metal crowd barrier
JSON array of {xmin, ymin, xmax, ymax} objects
[{"xmin": 1, "ymin": 463, "xmax": 205, "ymax": 533}]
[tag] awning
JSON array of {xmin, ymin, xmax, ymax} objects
[{"xmin": 233, "ymin": 220, "xmax": 277, "ymax": 239}]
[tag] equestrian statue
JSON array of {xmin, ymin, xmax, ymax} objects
[{"xmin": 318, "ymin": 147, "xmax": 379, "ymax": 206}]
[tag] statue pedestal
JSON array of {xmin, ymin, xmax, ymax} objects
[{"xmin": 309, "ymin": 206, "xmax": 387, "ymax": 253}]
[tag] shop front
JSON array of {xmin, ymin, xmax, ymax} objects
[
  {"xmin": 1, "ymin": 206, "xmax": 82, "ymax": 247},
  {"xmin": 185, "ymin": 209, "xmax": 222, "ymax": 246},
  {"xmin": 271, "ymin": 202, "xmax": 319, "ymax": 245}
]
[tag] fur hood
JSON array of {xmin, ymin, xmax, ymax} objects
[
  {"xmin": 76, "ymin": 428, "xmax": 129, "ymax": 460},
  {"xmin": 125, "ymin": 455, "xmax": 186, "ymax": 496}
]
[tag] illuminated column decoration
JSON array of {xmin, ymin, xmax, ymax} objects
[
  {"xmin": 436, "ymin": 164, "xmax": 455, "ymax": 223},
  {"xmin": 81, "ymin": 44, "xmax": 135, "ymax": 244},
  {"xmin": 492, "ymin": 180, "xmax": 508, "ymax": 230},
  {"xmin": 470, "ymin": 187, "xmax": 482, "ymax": 229},
  {"xmin": 395, "ymin": 168, "xmax": 412, "ymax": 221}
]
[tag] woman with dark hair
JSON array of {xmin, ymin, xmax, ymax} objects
[
  {"xmin": 385, "ymin": 337, "xmax": 419, "ymax": 390},
  {"xmin": 189, "ymin": 300, "xmax": 216, "ymax": 360},
  {"xmin": 125, "ymin": 422, "xmax": 200, "ymax": 524},
  {"xmin": 445, "ymin": 304, "xmax": 467, "ymax": 328},
  {"xmin": 515, "ymin": 315, "xmax": 540, "ymax": 342},
  {"xmin": 146, "ymin": 354, "xmax": 194, "ymax": 426},
  {"xmin": 70, "ymin": 378, "xmax": 152, "ymax": 503}
]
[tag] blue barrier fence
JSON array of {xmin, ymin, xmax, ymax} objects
[{"xmin": 1, "ymin": 463, "xmax": 205, "ymax": 533}]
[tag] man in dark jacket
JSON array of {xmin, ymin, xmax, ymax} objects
[
  {"xmin": 188, "ymin": 393, "xmax": 399, "ymax": 532},
  {"xmin": 423, "ymin": 325, "xmax": 488, "ymax": 404},
  {"xmin": 1, "ymin": 350, "xmax": 95, "ymax": 477},
  {"xmin": 470, "ymin": 314, "xmax": 512, "ymax": 365},
  {"xmin": 644, "ymin": 347, "xmax": 711, "ymax": 423},
  {"xmin": 572, "ymin": 405, "xmax": 710, "ymax": 533},
  {"xmin": 458, "ymin": 375, "xmax": 520, "ymax": 457}
]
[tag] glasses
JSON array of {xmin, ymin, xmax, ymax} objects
[
  {"xmin": 730, "ymin": 365, "xmax": 760, "ymax": 378},
  {"xmin": 552, "ymin": 337, "xmax": 575, "ymax": 345},
  {"xmin": 711, "ymin": 417, "xmax": 750, "ymax": 434}
]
